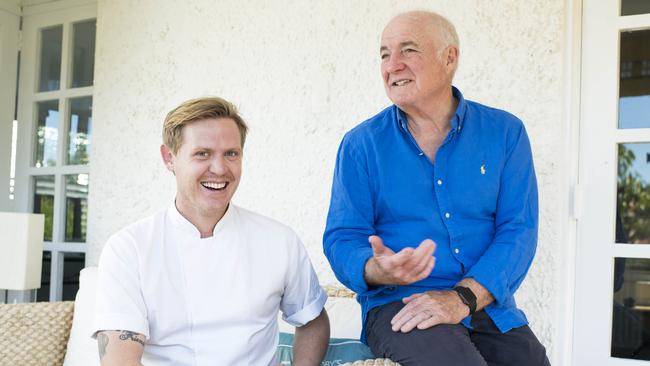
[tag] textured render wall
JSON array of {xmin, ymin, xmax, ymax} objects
[{"xmin": 89, "ymin": 0, "xmax": 566, "ymax": 360}]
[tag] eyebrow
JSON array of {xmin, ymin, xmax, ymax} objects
[{"xmin": 380, "ymin": 41, "xmax": 420, "ymax": 53}]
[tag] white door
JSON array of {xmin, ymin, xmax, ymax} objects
[{"xmin": 574, "ymin": 1, "xmax": 650, "ymax": 364}]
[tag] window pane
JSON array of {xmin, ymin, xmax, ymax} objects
[
  {"xmin": 70, "ymin": 20, "xmax": 96, "ymax": 88},
  {"xmin": 612, "ymin": 257, "xmax": 650, "ymax": 359},
  {"xmin": 65, "ymin": 174, "xmax": 88, "ymax": 242},
  {"xmin": 62, "ymin": 253, "xmax": 84, "ymax": 301},
  {"xmin": 33, "ymin": 175, "xmax": 54, "ymax": 242},
  {"xmin": 622, "ymin": 0, "xmax": 650, "ymax": 16},
  {"xmin": 67, "ymin": 97, "xmax": 92, "ymax": 165},
  {"xmin": 617, "ymin": 143, "xmax": 650, "ymax": 243},
  {"xmin": 619, "ymin": 29, "xmax": 650, "ymax": 129},
  {"xmin": 36, "ymin": 251, "xmax": 51, "ymax": 302},
  {"xmin": 38, "ymin": 26, "xmax": 62, "ymax": 92},
  {"xmin": 34, "ymin": 100, "xmax": 59, "ymax": 167}
]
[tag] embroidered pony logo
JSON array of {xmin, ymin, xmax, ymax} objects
[{"xmin": 480, "ymin": 165, "xmax": 486, "ymax": 175}]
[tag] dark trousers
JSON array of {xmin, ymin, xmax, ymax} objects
[{"xmin": 366, "ymin": 301, "xmax": 551, "ymax": 366}]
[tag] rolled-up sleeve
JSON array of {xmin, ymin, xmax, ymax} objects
[{"xmin": 281, "ymin": 233, "xmax": 328, "ymax": 327}]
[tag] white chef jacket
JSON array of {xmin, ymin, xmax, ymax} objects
[{"xmin": 93, "ymin": 203, "xmax": 327, "ymax": 366}]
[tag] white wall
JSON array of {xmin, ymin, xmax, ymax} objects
[{"xmin": 88, "ymin": 0, "xmax": 569, "ymax": 361}]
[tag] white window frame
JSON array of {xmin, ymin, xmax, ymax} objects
[
  {"xmin": 573, "ymin": 1, "xmax": 650, "ymax": 365},
  {"xmin": 14, "ymin": 0, "xmax": 96, "ymax": 302}
]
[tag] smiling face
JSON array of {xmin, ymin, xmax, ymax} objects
[
  {"xmin": 161, "ymin": 117, "xmax": 242, "ymax": 224},
  {"xmin": 380, "ymin": 13, "xmax": 457, "ymax": 112}
]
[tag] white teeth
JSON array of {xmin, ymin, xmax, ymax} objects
[
  {"xmin": 202, "ymin": 182, "xmax": 226, "ymax": 190},
  {"xmin": 394, "ymin": 80, "xmax": 410, "ymax": 86}
]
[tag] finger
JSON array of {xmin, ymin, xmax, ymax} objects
[
  {"xmin": 411, "ymin": 246, "xmax": 435, "ymax": 275},
  {"xmin": 402, "ymin": 293, "xmax": 423, "ymax": 304},
  {"xmin": 390, "ymin": 302, "xmax": 415, "ymax": 327},
  {"xmin": 416, "ymin": 256, "xmax": 436, "ymax": 280},
  {"xmin": 424, "ymin": 238, "xmax": 437, "ymax": 253},
  {"xmin": 414, "ymin": 239, "xmax": 436, "ymax": 258},
  {"xmin": 369, "ymin": 235, "xmax": 394, "ymax": 257},
  {"xmin": 416, "ymin": 315, "xmax": 441, "ymax": 330},
  {"xmin": 398, "ymin": 310, "xmax": 431, "ymax": 333},
  {"xmin": 380, "ymin": 246, "xmax": 414, "ymax": 271},
  {"xmin": 390, "ymin": 299, "xmax": 425, "ymax": 330},
  {"xmin": 404, "ymin": 239, "xmax": 435, "ymax": 273},
  {"xmin": 390, "ymin": 307, "xmax": 410, "ymax": 330},
  {"xmin": 423, "ymin": 257, "xmax": 435, "ymax": 277}
]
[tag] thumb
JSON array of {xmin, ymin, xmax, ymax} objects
[
  {"xmin": 369, "ymin": 235, "xmax": 393, "ymax": 257},
  {"xmin": 402, "ymin": 293, "xmax": 422, "ymax": 304}
]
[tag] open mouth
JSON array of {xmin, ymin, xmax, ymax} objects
[
  {"xmin": 392, "ymin": 79, "xmax": 412, "ymax": 86},
  {"xmin": 201, "ymin": 182, "xmax": 227, "ymax": 191}
]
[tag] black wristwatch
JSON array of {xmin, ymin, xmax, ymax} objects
[{"xmin": 453, "ymin": 286, "xmax": 477, "ymax": 315}]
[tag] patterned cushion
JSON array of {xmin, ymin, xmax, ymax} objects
[{"xmin": 278, "ymin": 332, "xmax": 379, "ymax": 365}]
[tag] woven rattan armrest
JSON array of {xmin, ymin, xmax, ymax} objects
[
  {"xmin": 0, "ymin": 301, "xmax": 74, "ymax": 366},
  {"xmin": 341, "ymin": 358, "xmax": 400, "ymax": 365}
]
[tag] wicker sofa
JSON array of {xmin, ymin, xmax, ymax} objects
[
  {"xmin": 0, "ymin": 300, "xmax": 74, "ymax": 365},
  {"xmin": 0, "ymin": 268, "xmax": 397, "ymax": 366}
]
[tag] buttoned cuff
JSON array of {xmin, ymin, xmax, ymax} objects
[
  {"xmin": 342, "ymin": 247, "xmax": 391, "ymax": 297},
  {"xmin": 466, "ymin": 262, "xmax": 508, "ymax": 305}
]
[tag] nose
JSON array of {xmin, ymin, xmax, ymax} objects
[
  {"xmin": 384, "ymin": 52, "xmax": 405, "ymax": 74},
  {"xmin": 209, "ymin": 155, "xmax": 228, "ymax": 175}
]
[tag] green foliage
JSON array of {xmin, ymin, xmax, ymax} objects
[
  {"xmin": 36, "ymin": 195, "xmax": 54, "ymax": 241},
  {"xmin": 618, "ymin": 145, "xmax": 650, "ymax": 243}
]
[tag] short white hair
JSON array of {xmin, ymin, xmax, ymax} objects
[
  {"xmin": 428, "ymin": 12, "xmax": 459, "ymax": 50},
  {"xmin": 394, "ymin": 11, "xmax": 459, "ymax": 51}
]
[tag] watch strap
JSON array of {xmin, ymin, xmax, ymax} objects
[{"xmin": 453, "ymin": 286, "xmax": 477, "ymax": 315}]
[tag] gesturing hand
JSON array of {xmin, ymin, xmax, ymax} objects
[
  {"xmin": 390, "ymin": 290, "xmax": 469, "ymax": 333},
  {"xmin": 364, "ymin": 235, "xmax": 436, "ymax": 286}
]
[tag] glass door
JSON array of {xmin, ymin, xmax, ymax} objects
[{"xmin": 574, "ymin": 1, "xmax": 650, "ymax": 364}]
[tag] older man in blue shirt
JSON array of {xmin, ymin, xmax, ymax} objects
[{"xmin": 323, "ymin": 11, "xmax": 550, "ymax": 366}]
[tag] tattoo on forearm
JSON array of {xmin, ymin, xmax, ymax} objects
[
  {"xmin": 119, "ymin": 330, "xmax": 145, "ymax": 346},
  {"xmin": 98, "ymin": 333, "xmax": 109, "ymax": 359}
]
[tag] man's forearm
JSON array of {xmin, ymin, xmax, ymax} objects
[
  {"xmin": 457, "ymin": 277, "xmax": 494, "ymax": 311},
  {"xmin": 97, "ymin": 330, "xmax": 145, "ymax": 366},
  {"xmin": 293, "ymin": 310, "xmax": 330, "ymax": 366}
]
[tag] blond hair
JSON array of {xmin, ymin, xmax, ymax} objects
[{"xmin": 163, "ymin": 97, "xmax": 248, "ymax": 153}]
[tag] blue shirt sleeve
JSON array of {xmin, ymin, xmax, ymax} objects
[
  {"xmin": 323, "ymin": 133, "xmax": 388, "ymax": 296},
  {"xmin": 465, "ymin": 121, "xmax": 539, "ymax": 305}
]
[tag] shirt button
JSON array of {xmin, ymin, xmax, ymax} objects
[
  {"xmin": 437, "ymin": 179, "xmax": 443, "ymax": 185},
  {"xmin": 454, "ymin": 248, "xmax": 460, "ymax": 254},
  {"xmin": 445, "ymin": 212, "xmax": 450, "ymax": 219}
]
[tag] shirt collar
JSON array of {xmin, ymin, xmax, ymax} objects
[
  {"xmin": 395, "ymin": 85, "xmax": 468, "ymax": 134},
  {"xmin": 451, "ymin": 86, "xmax": 467, "ymax": 132},
  {"xmin": 168, "ymin": 201, "xmax": 235, "ymax": 239}
]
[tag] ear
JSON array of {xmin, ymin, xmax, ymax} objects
[
  {"xmin": 160, "ymin": 144, "xmax": 175, "ymax": 173},
  {"xmin": 445, "ymin": 46, "xmax": 459, "ymax": 68}
]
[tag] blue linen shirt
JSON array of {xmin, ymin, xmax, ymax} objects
[{"xmin": 323, "ymin": 87, "xmax": 538, "ymax": 342}]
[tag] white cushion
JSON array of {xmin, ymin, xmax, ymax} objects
[
  {"xmin": 279, "ymin": 294, "xmax": 362, "ymax": 339},
  {"xmin": 63, "ymin": 266, "xmax": 100, "ymax": 366}
]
